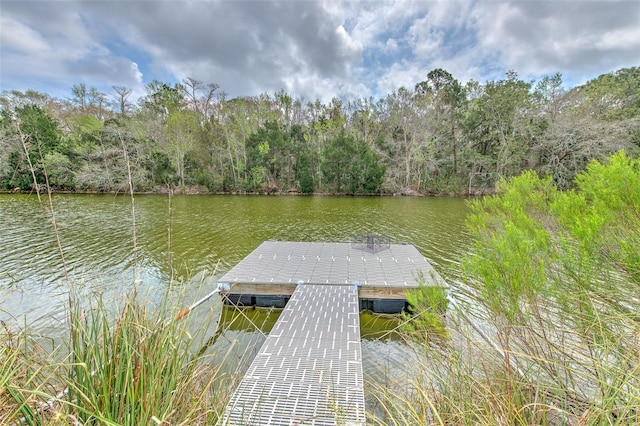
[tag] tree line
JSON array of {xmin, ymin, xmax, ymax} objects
[{"xmin": 1, "ymin": 67, "xmax": 638, "ymax": 195}]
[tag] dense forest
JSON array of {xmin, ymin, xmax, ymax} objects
[{"xmin": 1, "ymin": 67, "xmax": 638, "ymax": 195}]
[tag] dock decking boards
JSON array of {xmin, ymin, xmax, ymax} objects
[
  {"xmin": 218, "ymin": 241, "xmax": 442, "ymax": 305},
  {"xmin": 218, "ymin": 284, "xmax": 365, "ymax": 426}
]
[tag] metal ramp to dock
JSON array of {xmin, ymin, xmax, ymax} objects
[{"xmin": 219, "ymin": 283, "xmax": 365, "ymax": 425}]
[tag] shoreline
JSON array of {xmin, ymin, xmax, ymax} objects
[{"xmin": 0, "ymin": 186, "xmax": 487, "ymax": 197}]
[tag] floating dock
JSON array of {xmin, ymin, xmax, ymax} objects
[
  {"xmin": 218, "ymin": 240, "xmax": 442, "ymax": 314},
  {"xmin": 218, "ymin": 239, "xmax": 444, "ymax": 425}
]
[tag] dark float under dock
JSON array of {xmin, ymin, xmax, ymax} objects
[{"xmin": 217, "ymin": 238, "xmax": 445, "ymax": 425}]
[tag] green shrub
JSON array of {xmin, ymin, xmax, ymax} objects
[{"xmin": 402, "ymin": 277, "xmax": 449, "ymax": 340}]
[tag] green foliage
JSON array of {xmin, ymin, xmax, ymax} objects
[
  {"xmin": 16, "ymin": 105, "xmax": 61, "ymax": 155},
  {"xmin": 465, "ymin": 170, "xmax": 554, "ymax": 321},
  {"xmin": 463, "ymin": 151, "xmax": 640, "ymax": 420},
  {"xmin": 556, "ymin": 151, "xmax": 640, "ymax": 284},
  {"xmin": 3, "ymin": 151, "xmax": 32, "ymax": 190},
  {"xmin": 322, "ymin": 133, "xmax": 385, "ymax": 194},
  {"xmin": 146, "ymin": 151, "xmax": 177, "ymax": 186},
  {"xmin": 1, "ymin": 67, "xmax": 638, "ymax": 194},
  {"xmin": 402, "ymin": 281, "xmax": 449, "ymax": 339},
  {"xmin": 464, "ymin": 72, "xmax": 533, "ymax": 180},
  {"xmin": 356, "ymin": 142, "xmax": 386, "ymax": 193},
  {"xmin": 43, "ymin": 152, "xmax": 75, "ymax": 189},
  {"xmin": 245, "ymin": 121, "xmax": 304, "ymax": 191},
  {"xmin": 143, "ymin": 80, "xmax": 185, "ymax": 119},
  {"xmin": 321, "ymin": 133, "xmax": 354, "ymax": 192},
  {"xmin": 0, "ymin": 105, "xmax": 64, "ymax": 190},
  {"xmin": 165, "ymin": 110, "xmax": 199, "ymax": 187},
  {"xmin": 297, "ymin": 153, "xmax": 315, "ymax": 193},
  {"xmin": 66, "ymin": 114, "xmax": 103, "ymax": 153},
  {"xmin": 580, "ymin": 66, "xmax": 640, "ymax": 120}
]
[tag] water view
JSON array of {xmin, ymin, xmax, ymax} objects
[
  {"xmin": 1, "ymin": 194, "xmax": 469, "ymax": 321},
  {"xmin": 0, "ymin": 193, "xmax": 470, "ymax": 403}
]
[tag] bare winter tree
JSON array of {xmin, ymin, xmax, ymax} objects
[
  {"xmin": 181, "ymin": 77, "xmax": 219, "ymax": 124},
  {"xmin": 112, "ymin": 86, "xmax": 133, "ymax": 116}
]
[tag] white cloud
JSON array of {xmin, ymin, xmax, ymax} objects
[
  {"xmin": 1, "ymin": 0, "xmax": 638, "ymax": 102},
  {"xmin": 470, "ymin": 0, "xmax": 640, "ymax": 84},
  {"xmin": 0, "ymin": 16, "xmax": 49, "ymax": 53},
  {"xmin": 335, "ymin": 25, "xmax": 362, "ymax": 59},
  {"xmin": 375, "ymin": 61, "xmax": 424, "ymax": 96},
  {"xmin": 596, "ymin": 27, "xmax": 640, "ymax": 51}
]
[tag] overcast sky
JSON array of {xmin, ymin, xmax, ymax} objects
[{"xmin": 1, "ymin": 0, "xmax": 639, "ymax": 103}]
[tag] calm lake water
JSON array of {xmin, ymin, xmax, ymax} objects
[{"xmin": 0, "ymin": 193, "xmax": 471, "ymax": 396}]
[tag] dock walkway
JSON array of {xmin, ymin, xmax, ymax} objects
[{"xmin": 219, "ymin": 283, "xmax": 365, "ymax": 425}]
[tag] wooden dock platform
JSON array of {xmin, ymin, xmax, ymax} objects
[{"xmin": 218, "ymin": 283, "xmax": 365, "ymax": 425}]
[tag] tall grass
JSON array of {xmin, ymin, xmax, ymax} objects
[
  {"xmin": 0, "ymin": 322, "xmax": 52, "ymax": 425},
  {"xmin": 367, "ymin": 289, "xmax": 639, "ymax": 425},
  {"xmin": 0, "ymin": 287, "xmax": 236, "ymax": 425},
  {"xmin": 65, "ymin": 289, "xmax": 226, "ymax": 425}
]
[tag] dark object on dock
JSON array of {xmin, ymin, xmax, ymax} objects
[{"xmin": 351, "ymin": 233, "xmax": 390, "ymax": 253}]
